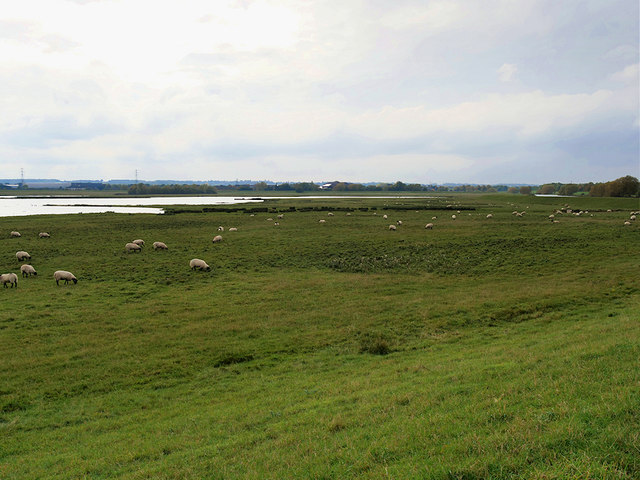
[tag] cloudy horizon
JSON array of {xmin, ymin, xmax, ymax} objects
[{"xmin": 1, "ymin": 0, "xmax": 638, "ymax": 185}]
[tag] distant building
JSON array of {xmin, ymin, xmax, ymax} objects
[{"xmin": 320, "ymin": 181, "xmax": 340, "ymax": 190}]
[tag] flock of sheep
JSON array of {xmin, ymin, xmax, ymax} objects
[
  {"xmin": 1, "ymin": 231, "xmax": 79, "ymax": 288},
  {"xmin": 2, "ymin": 205, "xmax": 636, "ymax": 289}
]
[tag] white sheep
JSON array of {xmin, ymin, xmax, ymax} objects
[
  {"xmin": 432, "ymin": 216, "xmax": 437, "ymax": 220},
  {"xmin": 397, "ymin": 220, "xmax": 403, "ymax": 225},
  {"xmin": 16, "ymin": 251, "xmax": 31, "ymax": 261},
  {"xmin": 39, "ymin": 232, "xmax": 50, "ymax": 238},
  {"xmin": 212, "ymin": 235, "xmax": 223, "ymax": 243},
  {"xmin": 277, "ymin": 214, "xmax": 284, "ymax": 219},
  {"xmin": 624, "ymin": 221, "xmax": 631, "ymax": 226},
  {"xmin": 20, "ymin": 264, "xmax": 37, "ymax": 277},
  {"xmin": 319, "ymin": 219, "xmax": 326, "ymax": 223},
  {"xmin": 451, "ymin": 215, "xmax": 456, "ymax": 220},
  {"xmin": 274, "ymin": 222, "xmax": 280, "ymax": 226},
  {"xmin": 125, "ymin": 242, "xmax": 142, "ymax": 253},
  {"xmin": 190, "ymin": 258, "xmax": 211, "ymax": 271},
  {"xmin": 425, "ymin": 223, "xmax": 434, "ymax": 229},
  {"xmin": 217, "ymin": 226, "xmax": 224, "ymax": 232},
  {"xmin": 54, "ymin": 270, "xmax": 77, "ymax": 285},
  {"xmin": 1, "ymin": 273, "xmax": 18, "ymax": 288},
  {"xmin": 383, "ymin": 214, "xmax": 388, "ymax": 219},
  {"xmin": 228, "ymin": 227, "xmax": 238, "ymax": 232},
  {"xmin": 328, "ymin": 212, "xmax": 334, "ymax": 216},
  {"xmin": 133, "ymin": 239, "xmax": 145, "ymax": 247},
  {"xmin": 346, "ymin": 212, "xmax": 351, "ymax": 216},
  {"xmin": 10, "ymin": 231, "xmax": 21, "ymax": 238},
  {"xmin": 549, "ymin": 214, "xmax": 555, "ymax": 220},
  {"xmin": 152, "ymin": 241, "xmax": 168, "ymax": 250},
  {"xmin": 631, "ymin": 215, "xmax": 636, "ymax": 221},
  {"xmin": 486, "ymin": 214, "xmax": 493, "ymax": 219},
  {"xmin": 389, "ymin": 224, "xmax": 397, "ymax": 231}
]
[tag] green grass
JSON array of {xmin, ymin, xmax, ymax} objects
[{"xmin": 1, "ymin": 194, "xmax": 639, "ymax": 479}]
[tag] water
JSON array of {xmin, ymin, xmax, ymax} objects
[
  {"xmin": 0, "ymin": 196, "xmax": 263, "ymax": 217},
  {"xmin": 0, "ymin": 194, "xmax": 436, "ymax": 217}
]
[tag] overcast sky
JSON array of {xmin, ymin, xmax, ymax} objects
[{"xmin": 1, "ymin": 0, "xmax": 638, "ymax": 184}]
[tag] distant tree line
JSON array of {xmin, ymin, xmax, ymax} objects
[
  {"xmin": 128, "ymin": 183, "xmax": 218, "ymax": 195},
  {"xmin": 537, "ymin": 176, "xmax": 639, "ymax": 197}
]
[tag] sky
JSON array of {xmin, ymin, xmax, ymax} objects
[{"xmin": 0, "ymin": 0, "xmax": 638, "ymax": 184}]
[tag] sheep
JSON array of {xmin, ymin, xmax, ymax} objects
[
  {"xmin": 125, "ymin": 242, "xmax": 142, "ymax": 253},
  {"xmin": 277, "ymin": 214, "xmax": 284, "ymax": 219},
  {"xmin": 54, "ymin": 270, "xmax": 77, "ymax": 285},
  {"xmin": 39, "ymin": 232, "xmax": 50, "ymax": 238},
  {"xmin": 432, "ymin": 216, "xmax": 437, "ymax": 220},
  {"xmin": 631, "ymin": 215, "xmax": 636, "ymax": 221},
  {"xmin": 16, "ymin": 251, "xmax": 31, "ymax": 261},
  {"xmin": 328, "ymin": 212, "xmax": 334, "ymax": 216},
  {"xmin": 132, "ymin": 239, "xmax": 145, "ymax": 247},
  {"xmin": 425, "ymin": 223, "xmax": 434, "ymax": 229},
  {"xmin": 624, "ymin": 221, "xmax": 631, "ymax": 226},
  {"xmin": 20, "ymin": 264, "xmax": 37, "ymax": 277},
  {"xmin": 346, "ymin": 212, "xmax": 351, "ymax": 216},
  {"xmin": 1, "ymin": 273, "xmax": 18, "ymax": 288},
  {"xmin": 274, "ymin": 222, "xmax": 280, "ymax": 226},
  {"xmin": 152, "ymin": 241, "xmax": 168, "ymax": 250},
  {"xmin": 212, "ymin": 235, "xmax": 223, "ymax": 243},
  {"xmin": 190, "ymin": 258, "xmax": 211, "ymax": 271},
  {"xmin": 549, "ymin": 214, "xmax": 555, "ymax": 220},
  {"xmin": 397, "ymin": 220, "xmax": 403, "ymax": 225},
  {"xmin": 267, "ymin": 218, "xmax": 273, "ymax": 221},
  {"xmin": 486, "ymin": 214, "xmax": 493, "ymax": 219},
  {"xmin": 10, "ymin": 231, "xmax": 21, "ymax": 237},
  {"xmin": 319, "ymin": 219, "xmax": 326, "ymax": 223},
  {"xmin": 228, "ymin": 227, "xmax": 238, "ymax": 232},
  {"xmin": 451, "ymin": 215, "xmax": 456, "ymax": 220},
  {"xmin": 383, "ymin": 214, "xmax": 388, "ymax": 219},
  {"xmin": 389, "ymin": 224, "xmax": 397, "ymax": 231},
  {"xmin": 217, "ymin": 226, "xmax": 224, "ymax": 232}
]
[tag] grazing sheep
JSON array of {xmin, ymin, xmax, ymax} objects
[
  {"xmin": 624, "ymin": 221, "xmax": 631, "ymax": 226},
  {"xmin": 54, "ymin": 270, "xmax": 77, "ymax": 285},
  {"xmin": 631, "ymin": 215, "xmax": 636, "ymax": 221},
  {"xmin": 486, "ymin": 214, "xmax": 493, "ymax": 219},
  {"xmin": 250, "ymin": 214, "xmax": 255, "ymax": 217},
  {"xmin": 389, "ymin": 224, "xmax": 397, "ymax": 231},
  {"xmin": 217, "ymin": 226, "xmax": 224, "ymax": 232},
  {"xmin": 319, "ymin": 219, "xmax": 326, "ymax": 223},
  {"xmin": 133, "ymin": 239, "xmax": 145, "ymax": 247},
  {"xmin": 190, "ymin": 258, "xmax": 211, "ymax": 271},
  {"xmin": 277, "ymin": 214, "xmax": 284, "ymax": 219},
  {"xmin": 228, "ymin": 227, "xmax": 238, "ymax": 232},
  {"xmin": 549, "ymin": 214, "xmax": 555, "ymax": 220},
  {"xmin": 274, "ymin": 222, "xmax": 280, "ymax": 226},
  {"xmin": 346, "ymin": 212, "xmax": 351, "ymax": 216},
  {"xmin": 153, "ymin": 241, "xmax": 168, "ymax": 250},
  {"xmin": 383, "ymin": 214, "xmax": 388, "ymax": 219},
  {"xmin": 125, "ymin": 242, "xmax": 142, "ymax": 253},
  {"xmin": 425, "ymin": 223, "xmax": 434, "ymax": 229},
  {"xmin": 432, "ymin": 216, "xmax": 437, "ymax": 220},
  {"xmin": 10, "ymin": 231, "xmax": 21, "ymax": 238},
  {"xmin": 16, "ymin": 251, "xmax": 31, "ymax": 261},
  {"xmin": 267, "ymin": 218, "xmax": 273, "ymax": 221},
  {"xmin": 212, "ymin": 235, "xmax": 223, "ymax": 243},
  {"xmin": 1, "ymin": 273, "xmax": 18, "ymax": 288},
  {"xmin": 20, "ymin": 264, "xmax": 37, "ymax": 277},
  {"xmin": 397, "ymin": 220, "xmax": 403, "ymax": 225},
  {"xmin": 451, "ymin": 215, "xmax": 456, "ymax": 220},
  {"xmin": 39, "ymin": 232, "xmax": 50, "ymax": 238},
  {"xmin": 328, "ymin": 212, "xmax": 334, "ymax": 216}
]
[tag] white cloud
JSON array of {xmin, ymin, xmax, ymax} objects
[
  {"xmin": 497, "ymin": 63, "xmax": 517, "ymax": 82},
  {"xmin": 610, "ymin": 63, "xmax": 639, "ymax": 83}
]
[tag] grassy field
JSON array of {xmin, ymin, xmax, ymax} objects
[{"xmin": 1, "ymin": 193, "xmax": 639, "ymax": 479}]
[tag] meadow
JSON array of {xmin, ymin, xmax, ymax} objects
[{"xmin": 1, "ymin": 193, "xmax": 639, "ymax": 479}]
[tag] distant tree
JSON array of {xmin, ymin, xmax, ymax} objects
[
  {"xmin": 253, "ymin": 181, "xmax": 269, "ymax": 191},
  {"xmin": 590, "ymin": 176, "xmax": 639, "ymax": 197},
  {"xmin": 519, "ymin": 186, "xmax": 532, "ymax": 195},
  {"xmin": 507, "ymin": 187, "xmax": 518, "ymax": 194},
  {"xmin": 539, "ymin": 184, "xmax": 556, "ymax": 195},
  {"xmin": 558, "ymin": 184, "xmax": 579, "ymax": 196}
]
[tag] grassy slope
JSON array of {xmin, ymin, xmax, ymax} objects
[{"xmin": 1, "ymin": 194, "xmax": 639, "ymax": 479}]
